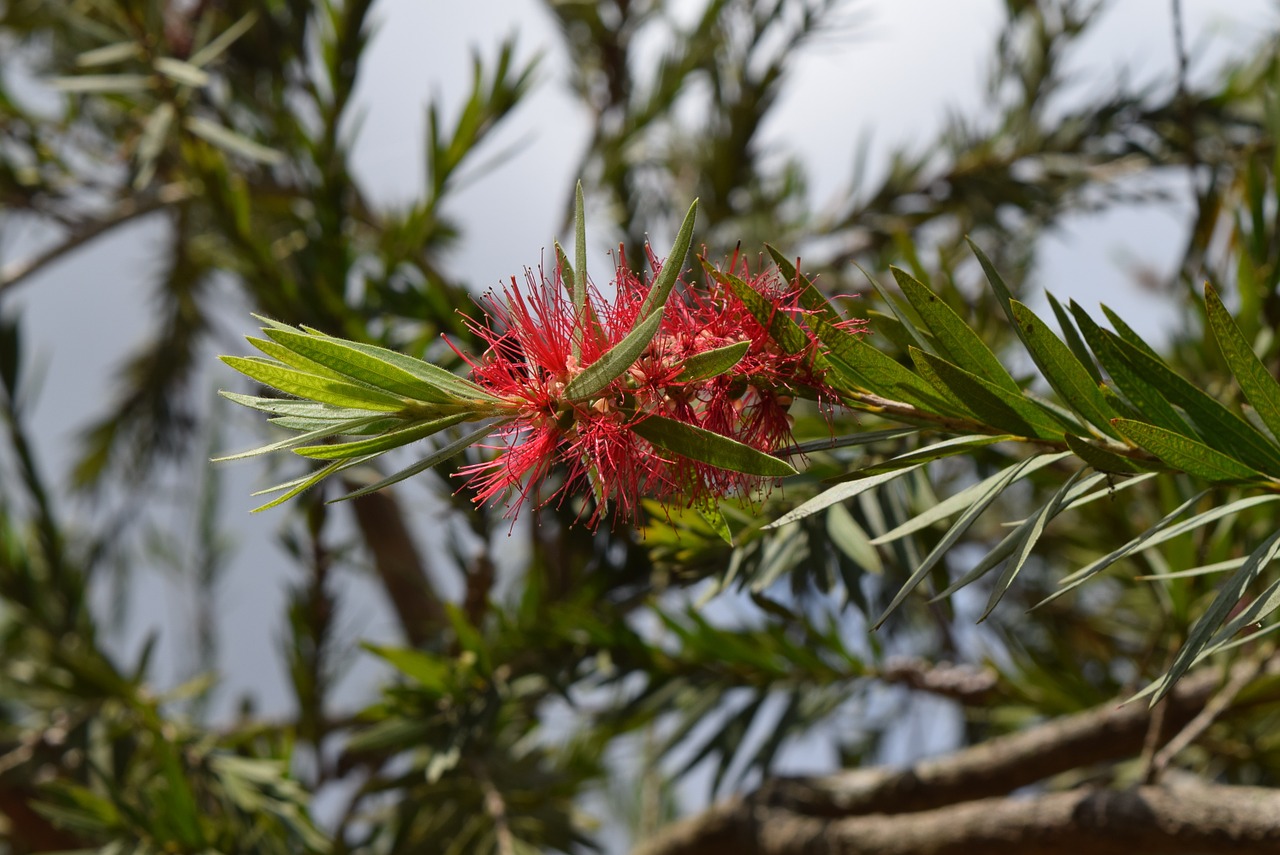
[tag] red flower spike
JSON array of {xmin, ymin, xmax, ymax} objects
[{"xmin": 456, "ymin": 252, "xmax": 856, "ymax": 528}]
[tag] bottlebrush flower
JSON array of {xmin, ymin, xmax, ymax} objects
[
  {"xmin": 217, "ymin": 196, "xmax": 865, "ymax": 524},
  {"xmin": 456, "ymin": 246, "xmax": 854, "ymax": 527}
]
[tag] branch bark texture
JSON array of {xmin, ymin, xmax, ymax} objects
[{"xmin": 635, "ymin": 661, "xmax": 1280, "ymax": 855}]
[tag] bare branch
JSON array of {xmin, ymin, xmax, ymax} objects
[
  {"xmin": 633, "ymin": 782, "xmax": 1280, "ymax": 855},
  {"xmin": 635, "ymin": 661, "xmax": 1280, "ymax": 855},
  {"xmin": 760, "ymin": 665, "xmax": 1232, "ymax": 818},
  {"xmin": 0, "ymin": 185, "xmax": 189, "ymax": 296}
]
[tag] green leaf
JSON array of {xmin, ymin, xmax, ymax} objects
[
  {"xmin": 639, "ymin": 199, "xmax": 698, "ymax": 320},
  {"xmin": 870, "ymin": 452, "xmax": 1071, "ymax": 544},
  {"xmin": 1009, "ymin": 300, "xmax": 1119, "ymax": 438},
  {"xmin": 251, "ymin": 457, "xmax": 373, "ymax": 512},
  {"xmin": 184, "ymin": 116, "xmax": 283, "ymax": 164},
  {"xmin": 979, "ymin": 469, "xmax": 1101, "ymax": 621},
  {"xmin": 697, "ymin": 500, "xmax": 734, "ymax": 545},
  {"xmin": 188, "ymin": 10, "xmax": 259, "ymax": 67},
  {"xmin": 632, "ymin": 415, "xmax": 796, "ymax": 477},
  {"xmin": 363, "ymin": 643, "xmax": 452, "ymax": 694},
  {"xmin": 212, "ymin": 414, "xmax": 386, "ymax": 462},
  {"xmin": 219, "ymin": 390, "xmax": 377, "ymax": 421},
  {"xmin": 853, "ymin": 433, "xmax": 1016, "ymax": 477},
  {"xmin": 766, "ymin": 463, "xmax": 930, "ymax": 529},
  {"xmin": 907, "ymin": 348, "xmax": 979, "ymax": 417},
  {"xmin": 826, "ymin": 503, "xmax": 881, "ymax": 574},
  {"xmin": 221, "ymin": 356, "xmax": 407, "ymax": 411},
  {"xmin": 336, "ymin": 421, "xmax": 506, "ymax": 501},
  {"xmin": 1064, "ymin": 433, "xmax": 1152, "ymax": 474},
  {"xmin": 1149, "ymin": 530, "xmax": 1280, "ymax": 703},
  {"xmin": 811, "ymin": 316, "xmax": 959, "ymax": 412},
  {"xmin": 967, "ymin": 239, "xmax": 1020, "ymax": 324},
  {"xmin": 294, "ymin": 413, "xmax": 472, "ymax": 459},
  {"xmin": 154, "ymin": 56, "xmax": 209, "ymax": 87},
  {"xmin": 1101, "ymin": 303, "xmax": 1162, "ymax": 360},
  {"xmin": 873, "ymin": 452, "xmax": 1071, "ymax": 626},
  {"xmin": 316, "ymin": 334, "xmax": 497, "ymax": 402},
  {"xmin": 911, "ymin": 348, "xmax": 1068, "ymax": 439},
  {"xmin": 863, "ymin": 266, "xmax": 935, "ymax": 355},
  {"xmin": 927, "ymin": 455, "xmax": 1088, "ymax": 603},
  {"xmin": 675, "ymin": 341, "xmax": 750, "ymax": 382},
  {"xmin": 51, "ymin": 73, "xmax": 154, "ymax": 92},
  {"xmin": 1069, "ymin": 302, "xmax": 1194, "ymax": 436},
  {"xmin": 707, "ymin": 263, "xmax": 809, "ymax": 354},
  {"xmin": 247, "ymin": 335, "xmax": 359, "ymax": 384},
  {"xmin": 574, "ymin": 181, "xmax": 588, "ymax": 325},
  {"xmin": 892, "ymin": 266, "xmax": 1020, "ymax": 394},
  {"xmin": 1046, "ymin": 292, "xmax": 1101, "ymax": 384},
  {"xmin": 1112, "ymin": 418, "xmax": 1266, "ymax": 482},
  {"xmin": 784, "ymin": 427, "xmax": 920, "ymax": 455},
  {"xmin": 1106, "ymin": 332, "xmax": 1280, "ymax": 475},
  {"xmin": 1205, "ymin": 282, "xmax": 1280, "ymax": 442},
  {"xmin": 263, "ymin": 328, "xmax": 458, "ymax": 402},
  {"xmin": 563, "ymin": 309, "xmax": 664, "ymax": 401},
  {"xmin": 1040, "ymin": 492, "xmax": 1280, "ymax": 608}
]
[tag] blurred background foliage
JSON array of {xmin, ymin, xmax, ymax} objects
[{"xmin": 3, "ymin": 0, "xmax": 1280, "ymax": 852}]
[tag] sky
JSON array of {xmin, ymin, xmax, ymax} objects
[{"xmin": 3, "ymin": 0, "xmax": 1277, "ymax": 836}]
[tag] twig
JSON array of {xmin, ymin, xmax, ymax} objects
[{"xmin": 0, "ymin": 185, "xmax": 189, "ymax": 296}]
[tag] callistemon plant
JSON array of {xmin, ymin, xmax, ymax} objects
[{"xmin": 217, "ymin": 188, "xmax": 863, "ymax": 529}]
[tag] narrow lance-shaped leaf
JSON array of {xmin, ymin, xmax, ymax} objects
[
  {"xmin": 811, "ymin": 315, "xmax": 963, "ymax": 414},
  {"xmin": 1035, "ymin": 493, "xmax": 1280, "ymax": 609},
  {"xmin": 852, "ymin": 433, "xmax": 1016, "ymax": 478},
  {"xmin": 294, "ymin": 413, "xmax": 473, "ymax": 460},
  {"xmin": 764, "ymin": 244, "xmax": 840, "ymax": 323},
  {"xmin": 564, "ymin": 200, "xmax": 697, "ymax": 401},
  {"xmin": 1068, "ymin": 301, "xmax": 1193, "ymax": 436},
  {"xmin": 1105, "ymin": 331, "xmax": 1280, "ymax": 475},
  {"xmin": 1064, "ymin": 433, "xmax": 1152, "ymax": 475},
  {"xmin": 892, "ymin": 266, "xmax": 1021, "ymax": 394},
  {"xmin": 639, "ymin": 199, "xmax": 698, "ymax": 320},
  {"xmin": 676, "ymin": 341, "xmax": 750, "ymax": 382},
  {"xmin": 861, "ymin": 265, "xmax": 935, "ymax": 355},
  {"xmin": 563, "ymin": 309, "xmax": 664, "ymax": 401},
  {"xmin": 218, "ymin": 390, "xmax": 382, "ymax": 421},
  {"xmin": 292, "ymin": 324, "xmax": 499, "ymax": 402},
  {"xmin": 912, "ymin": 348, "xmax": 1068, "ymax": 439},
  {"xmin": 212, "ymin": 414, "xmax": 387, "ymax": 462},
  {"xmin": 1112, "ymin": 418, "xmax": 1266, "ymax": 482},
  {"xmin": 1009, "ymin": 300, "xmax": 1120, "ymax": 438},
  {"xmin": 221, "ymin": 356, "xmax": 407, "ymax": 412},
  {"xmin": 263, "ymin": 327, "xmax": 459, "ymax": 402},
  {"xmin": 907, "ymin": 349, "xmax": 987, "ymax": 420},
  {"xmin": 1205, "ymin": 282, "xmax": 1280, "ymax": 442},
  {"xmin": 1147, "ymin": 530, "xmax": 1280, "ymax": 704},
  {"xmin": 631, "ymin": 415, "xmax": 796, "ymax": 477},
  {"xmin": 574, "ymin": 181, "xmax": 588, "ymax": 329},
  {"xmin": 1046, "ymin": 291, "xmax": 1101, "ymax": 384},
  {"xmin": 873, "ymin": 452, "xmax": 1072, "ymax": 626},
  {"xmin": 926, "ymin": 461, "xmax": 1095, "ymax": 604},
  {"xmin": 251, "ymin": 456, "xmax": 376, "ymax": 512},
  {"xmin": 870, "ymin": 451, "xmax": 1071, "ymax": 545},
  {"xmin": 337, "ymin": 420, "xmax": 507, "ymax": 501},
  {"xmin": 979, "ymin": 469, "xmax": 1103, "ymax": 621}
]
